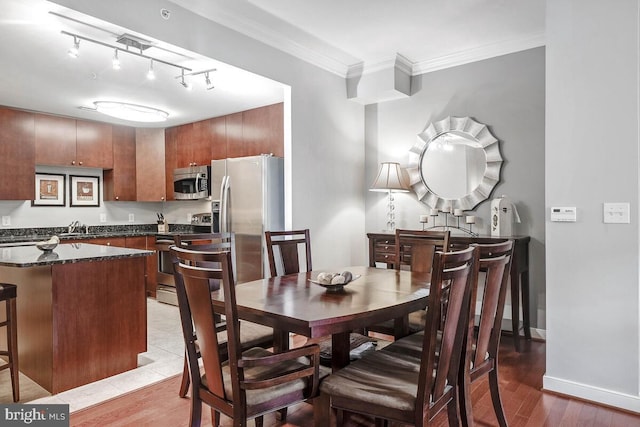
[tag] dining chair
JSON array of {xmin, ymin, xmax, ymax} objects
[
  {"xmin": 367, "ymin": 229, "xmax": 451, "ymax": 338},
  {"xmin": 172, "ymin": 233, "xmax": 274, "ymax": 398},
  {"xmin": 264, "ymin": 229, "xmax": 312, "ymax": 277},
  {"xmin": 171, "ymin": 246, "xmax": 327, "ymax": 427},
  {"xmin": 459, "ymin": 240, "xmax": 514, "ymax": 427},
  {"xmin": 319, "ymin": 246, "xmax": 478, "ymax": 427}
]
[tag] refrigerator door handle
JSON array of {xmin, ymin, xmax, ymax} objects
[{"xmin": 220, "ymin": 175, "xmax": 230, "ymax": 233}]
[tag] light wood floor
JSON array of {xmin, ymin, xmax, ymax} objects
[{"xmin": 69, "ymin": 336, "xmax": 640, "ymax": 427}]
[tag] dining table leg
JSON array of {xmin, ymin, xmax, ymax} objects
[{"xmin": 331, "ymin": 331, "xmax": 351, "ymax": 371}]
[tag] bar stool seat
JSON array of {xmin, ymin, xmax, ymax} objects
[{"xmin": 0, "ymin": 283, "xmax": 18, "ymax": 402}]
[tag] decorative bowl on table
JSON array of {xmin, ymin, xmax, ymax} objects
[
  {"xmin": 309, "ymin": 271, "xmax": 360, "ymax": 292},
  {"xmin": 36, "ymin": 236, "xmax": 60, "ymax": 252}
]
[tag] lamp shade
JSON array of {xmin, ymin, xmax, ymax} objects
[{"xmin": 370, "ymin": 162, "xmax": 410, "ymax": 192}]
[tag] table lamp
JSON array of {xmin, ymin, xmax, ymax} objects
[{"xmin": 370, "ymin": 162, "xmax": 410, "ymax": 231}]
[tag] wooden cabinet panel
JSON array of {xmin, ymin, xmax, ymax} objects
[
  {"xmin": 104, "ymin": 125, "xmax": 136, "ymax": 201},
  {"xmin": 35, "ymin": 113, "xmax": 76, "ymax": 166},
  {"xmin": 0, "ymin": 107, "xmax": 35, "ymax": 200},
  {"xmin": 241, "ymin": 102, "xmax": 284, "ymax": 157},
  {"xmin": 136, "ymin": 128, "xmax": 166, "ymax": 202},
  {"xmin": 226, "ymin": 104, "xmax": 284, "ymax": 158},
  {"xmin": 225, "ymin": 112, "xmax": 244, "ymax": 158},
  {"xmin": 164, "ymin": 127, "xmax": 177, "ymax": 202},
  {"xmin": 176, "ymin": 121, "xmax": 212, "ymax": 167},
  {"xmin": 76, "ymin": 120, "xmax": 113, "ymax": 168},
  {"xmin": 210, "ymin": 116, "xmax": 227, "ymax": 160}
]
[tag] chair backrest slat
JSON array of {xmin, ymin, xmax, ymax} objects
[{"xmin": 265, "ymin": 229, "xmax": 312, "ymax": 277}]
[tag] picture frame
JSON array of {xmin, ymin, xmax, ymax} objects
[
  {"xmin": 69, "ymin": 175, "xmax": 100, "ymax": 207},
  {"xmin": 33, "ymin": 173, "xmax": 66, "ymax": 206}
]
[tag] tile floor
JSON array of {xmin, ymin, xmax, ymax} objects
[{"xmin": 29, "ymin": 298, "xmax": 185, "ymax": 412}]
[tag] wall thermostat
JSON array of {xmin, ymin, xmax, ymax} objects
[{"xmin": 550, "ymin": 206, "xmax": 577, "ymax": 222}]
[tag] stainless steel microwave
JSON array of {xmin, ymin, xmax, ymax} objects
[{"xmin": 173, "ymin": 165, "xmax": 210, "ymax": 200}]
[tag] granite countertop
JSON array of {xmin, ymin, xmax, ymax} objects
[
  {"xmin": 0, "ymin": 242, "xmax": 154, "ymax": 267},
  {"xmin": 0, "ymin": 224, "xmax": 199, "ymax": 244}
]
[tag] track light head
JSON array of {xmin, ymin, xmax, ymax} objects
[
  {"xmin": 204, "ymin": 72, "xmax": 214, "ymax": 90},
  {"xmin": 147, "ymin": 59, "xmax": 155, "ymax": 80},
  {"xmin": 112, "ymin": 49, "xmax": 121, "ymax": 70},
  {"xmin": 68, "ymin": 36, "xmax": 80, "ymax": 58}
]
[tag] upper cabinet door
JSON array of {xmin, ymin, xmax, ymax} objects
[
  {"xmin": 175, "ymin": 120, "xmax": 214, "ymax": 167},
  {"xmin": 35, "ymin": 114, "xmax": 76, "ymax": 166},
  {"xmin": 76, "ymin": 120, "xmax": 113, "ymax": 168},
  {"xmin": 104, "ymin": 125, "xmax": 136, "ymax": 201},
  {"xmin": 0, "ymin": 107, "xmax": 35, "ymax": 200}
]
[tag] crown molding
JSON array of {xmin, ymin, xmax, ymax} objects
[{"xmin": 411, "ymin": 32, "xmax": 546, "ymax": 76}]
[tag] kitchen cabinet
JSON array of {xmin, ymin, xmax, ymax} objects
[
  {"xmin": 125, "ymin": 236, "xmax": 157, "ymax": 298},
  {"xmin": 136, "ymin": 128, "xmax": 167, "ymax": 202},
  {"xmin": 104, "ymin": 125, "xmax": 136, "ymax": 201},
  {"xmin": 164, "ymin": 127, "xmax": 177, "ymax": 202},
  {"xmin": 35, "ymin": 113, "xmax": 113, "ymax": 168},
  {"xmin": 176, "ymin": 120, "xmax": 213, "ymax": 167},
  {"xmin": 210, "ymin": 116, "xmax": 227, "ymax": 160},
  {"xmin": 0, "ymin": 107, "xmax": 35, "ymax": 200},
  {"xmin": 229, "ymin": 102, "xmax": 284, "ymax": 158}
]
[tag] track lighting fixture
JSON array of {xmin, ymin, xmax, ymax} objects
[
  {"xmin": 68, "ymin": 36, "xmax": 80, "ymax": 58},
  {"xmin": 61, "ymin": 31, "xmax": 217, "ymax": 92},
  {"xmin": 147, "ymin": 59, "xmax": 155, "ymax": 80},
  {"xmin": 112, "ymin": 49, "xmax": 121, "ymax": 70}
]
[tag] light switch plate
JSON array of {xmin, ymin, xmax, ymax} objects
[
  {"xmin": 128, "ymin": 213, "xmax": 135, "ymax": 223},
  {"xmin": 1, "ymin": 216, "xmax": 10, "ymax": 226},
  {"xmin": 603, "ymin": 202, "xmax": 630, "ymax": 224},
  {"xmin": 550, "ymin": 207, "xmax": 576, "ymax": 222},
  {"xmin": 99, "ymin": 213, "xmax": 107, "ymax": 223}
]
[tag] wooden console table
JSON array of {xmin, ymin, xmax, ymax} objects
[{"xmin": 367, "ymin": 232, "xmax": 531, "ymax": 352}]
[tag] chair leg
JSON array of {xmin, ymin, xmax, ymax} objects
[
  {"xmin": 459, "ymin": 369, "xmax": 473, "ymax": 427},
  {"xmin": 211, "ymin": 408, "xmax": 220, "ymax": 427},
  {"xmin": 190, "ymin": 394, "xmax": 202, "ymax": 427},
  {"xmin": 7, "ymin": 298, "xmax": 19, "ymax": 402},
  {"xmin": 488, "ymin": 369, "xmax": 508, "ymax": 427},
  {"xmin": 446, "ymin": 391, "xmax": 461, "ymax": 427},
  {"xmin": 179, "ymin": 353, "xmax": 190, "ymax": 398},
  {"xmin": 336, "ymin": 409, "xmax": 344, "ymax": 426},
  {"xmin": 254, "ymin": 415, "xmax": 264, "ymax": 427}
]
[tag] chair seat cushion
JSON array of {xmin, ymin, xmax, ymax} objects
[
  {"xmin": 204, "ymin": 347, "xmax": 330, "ymax": 408},
  {"xmin": 320, "ymin": 349, "xmax": 425, "ymax": 413}
]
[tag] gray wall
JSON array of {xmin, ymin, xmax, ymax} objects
[
  {"xmin": 545, "ymin": 0, "xmax": 640, "ymax": 410},
  {"xmin": 365, "ymin": 47, "xmax": 546, "ymax": 329}
]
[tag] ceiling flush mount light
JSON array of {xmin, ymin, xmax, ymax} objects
[
  {"xmin": 112, "ymin": 49, "xmax": 121, "ymax": 70},
  {"xmin": 93, "ymin": 101, "xmax": 169, "ymax": 123},
  {"xmin": 370, "ymin": 162, "xmax": 410, "ymax": 231},
  {"xmin": 68, "ymin": 36, "xmax": 80, "ymax": 58}
]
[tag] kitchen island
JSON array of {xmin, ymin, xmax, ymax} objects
[{"xmin": 0, "ymin": 243, "xmax": 152, "ymax": 394}]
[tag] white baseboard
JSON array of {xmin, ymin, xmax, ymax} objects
[{"xmin": 543, "ymin": 375, "xmax": 640, "ymax": 414}]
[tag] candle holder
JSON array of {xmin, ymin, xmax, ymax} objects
[{"xmin": 423, "ymin": 209, "xmax": 478, "ymax": 236}]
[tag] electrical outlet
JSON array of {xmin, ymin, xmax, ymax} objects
[
  {"xmin": 1, "ymin": 216, "xmax": 10, "ymax": 226},
  {"xmin": 128, "ymin": 213, "xmax": 135, "ymax": 223},
  {"xmin": 99, "ymin": 213, "xmax": 107, "ymax": 223},
  {"xmin": 187, "ymin": 213, "xmax": 192, "ymax": 223}
]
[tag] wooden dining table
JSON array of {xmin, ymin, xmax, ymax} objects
[
  {"xmin": 210, "ymin": 265, "xmax": 430, "ymax": 426},
  {"xmin": 211, "ymin": 265, "xmax": 431, "ymax": 370}
]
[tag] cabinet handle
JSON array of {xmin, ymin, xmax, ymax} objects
[
  {"xmin": 161, "ymin": 197, "xmax": 165, "ymax": 201},
  {"xmin": 107, "ymin": 242, "xmax": 111, "ymax": 246},
  {"xmin": 79, "ymin": 161, "xmax": 83, "ymax": 166},
  {"xmin": 71, "ymin": 160, "xmax": 75, "ymax": 165},
  {"xmin": 115, "ymin": 196, "xmax": 119, "ymax": 200}
]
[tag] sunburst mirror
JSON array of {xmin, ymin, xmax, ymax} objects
[{"xmin": 406, "ymin": 116, "xmax": 503, "ymax": 210}]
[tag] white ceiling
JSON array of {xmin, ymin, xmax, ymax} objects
[{"xmin": 0, "ymin": 0, "xmax": 545, "ymax": 128}]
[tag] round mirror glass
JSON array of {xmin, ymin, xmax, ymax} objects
[
  {"xmin": 420, "ymin": 131, "xmax": 487, "ymax": 199},
  {"xmin": 406, "ymin": 116, "xmax": 502, "ymax": 210}
]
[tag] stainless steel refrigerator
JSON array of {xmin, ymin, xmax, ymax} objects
[{"xmin": 211, "ymin": 155, "xmax": 284, "ymax": 283}]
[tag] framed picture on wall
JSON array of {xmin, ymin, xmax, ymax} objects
[
  {"xmin": 70, "ymin": 175, "xmax": 100, "ymax": 207},
  {"xmin": 33, "ymin": 173, "xmax": 66, "ymax": 206}
]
